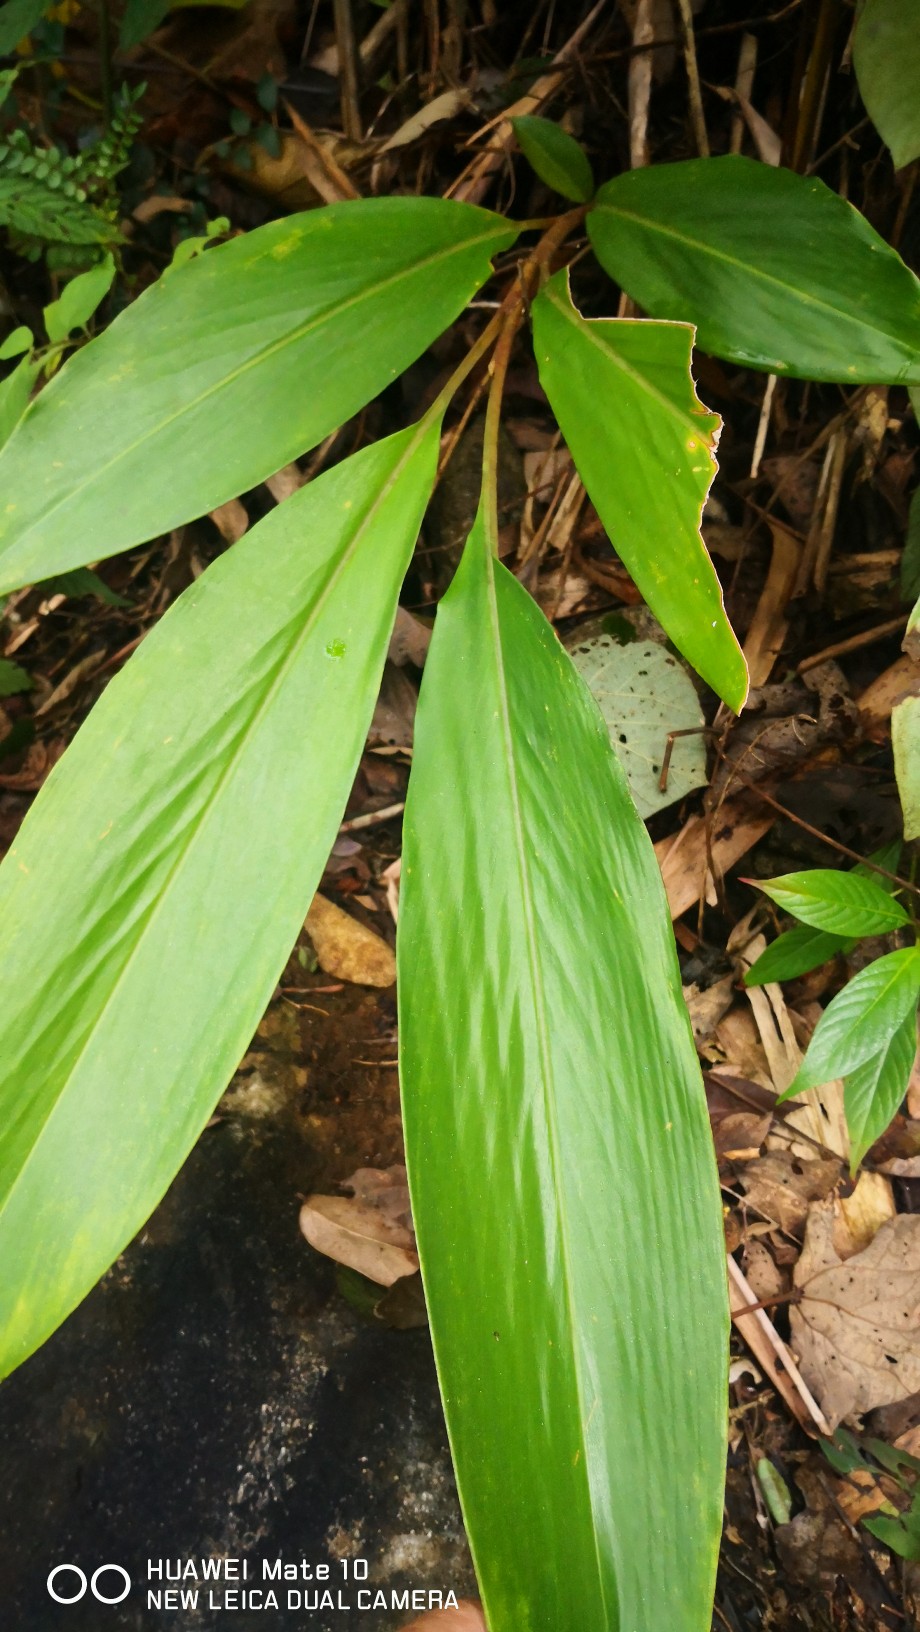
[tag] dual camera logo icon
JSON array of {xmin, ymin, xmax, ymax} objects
[{"xmin": 47, "ymin": 1564, "xmax": 132, "ymax": 1605}]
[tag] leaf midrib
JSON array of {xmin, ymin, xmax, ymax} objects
[
  {"xmin": 593, "ymin": 198, "xmax": 920, "ymax": 354},
  {"xmin": 484, "ymin": 543, "xmax": 613, "ymax": 1626},
  {"xmin": 1, "ymin": 225, "xmax": 500, "ymax": 565},
  {"xmin": 0, "ymin": 420, "xmax": 433, "ymax": 1236},
  {"xmin": 541, "ymin": 279, "xmax": 718, "ymax": 454}
]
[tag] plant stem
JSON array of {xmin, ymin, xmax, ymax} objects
[{"xmin": 480, "ymin": 206, "xmax": 588, "ymax": 550}]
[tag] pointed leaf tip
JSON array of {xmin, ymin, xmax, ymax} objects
[
  {"xmin": 533, "ymin": 269, "xmax": 747, "ymax": 711},
  {"xmin": 589, "ymin": 156, "xmax": 920, "ymax": 383}
]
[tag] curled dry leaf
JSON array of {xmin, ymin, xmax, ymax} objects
[
  {"xmin": 685, "ymin": 971, "xmax": 736, "ymax": 1047},
  {"xmin": 705, "ymin": 1071, "xmax": 773, "ymax": 1164},
  {"xmin": 791, "ymin": 1201, "xmax": 920, "ymax": 1428},
  {"xmin": 305, "ymin": 893, "xmax": 396, "ymax": 987},
  {"xmin": 402, "ymin": 1603, "xmax": 486, "ymax": 1632},
  {"xmin": 742, "ymin": 1240, "xmax": 787, "ymax": 1305},
  {"xmin": 300, "ymin": 1166, "xmax": 417, "ymax": 1288},
  {"xmin": 737, "ymin": 1150, "xmax": 839, "ymax": 1235}
]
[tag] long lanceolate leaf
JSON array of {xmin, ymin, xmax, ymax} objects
[
  {"xmin": 0, "ymin": 421, "xmax": 439, "ymax": 1378},
  {"xmin": 533, "ymin": 270, "xmax": 747, "ymax": 710},
  {"xmin": 0, "ymin": 198, "xmax": 515, "ymax": 594},
  {"xmin": 399, "ymin": 508, "xmax": 728, "ymax": 1631},
  {"xmin": 588, "ymin": 156, "xmax": 920, "ymax": 383}
]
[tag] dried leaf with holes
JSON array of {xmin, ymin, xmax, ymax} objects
[{"xmin": 791, "ymin": 1201, "xmax": 920, "ymax": 1428}]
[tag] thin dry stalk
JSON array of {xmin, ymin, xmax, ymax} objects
[
  {"xmin": 449, "ymin": 0, "xmax": 608, "ymax": 204},
  {"xmin": 675, "ymin": 0, "xmax": 710, "ymax": 156}
]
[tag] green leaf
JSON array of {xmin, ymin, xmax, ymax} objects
[
  {"xmin": 756, "ymin": 1457, "xmax": 792, "ymax": 1525},
  {"xmin": 744, "ymin": 924, "xmax": 850, "ymax": 987},
  {"xmin": 566, "ymin": 626, "xmax": 707, "ymax": 817},
  {"xmin": 782, "ymin": 948, "xmax": 920, "ymax": 1100},
  {"xmin": 0, "ymin": 326, "xmax": 33, "ymax": 362},
  {"xmin": 119, "ymin": 0, "xmax": 171, "ymax": 47},
  {"xmin": 853, "ymin": 0, "xmax": 920, "ymax": 171},
  {"xmin": 43, "ymin": 253, "xmax": 116, "ymax": 344},
  {"xmin": 0, "ymin": 658, "xmax": 32, "ymax": 697},
  {"xmin": 854, "ymin": 839, "xmax": 904, "ymax": 892},
  {"xmin": 257, "ymin": 73, "xmax": 278, "ymax": 114},
  {"xmin": 820, "ymin": 1430, "xmax": 867, "ymax": 1476},
  {"xmin": 510, "ymin": 115, "xmax": 595, "ymax": 203},
  {"xmin": 865, "ymin": 1436, "xmax": 920, "ymax": 1478},
  {"xmin": 845, "ymin": 1007, "xmax": 919, "ymax": 1170},
  {"xmin": 864, "ymin": 1511, "xmax": 920, "ymax": 1561},
  {"xmin": 40, "ymin": 566, "xmax": 130, "ymax": 607},
  {"xmin": 0, "ymin": 0, "xmax": 48, "ymax": 53},
  {"xmin": 399, "ymin": 508, "xmax": 727, "ymax": 1632},
  {"xmin": 588, "ymin": 157, "xmax": 920, "ymax": 383},
  {"xmin": 0, "ymin": 352, "xmax": 40, "ymax": 452},
  {"xmin": 755, "ymin": 870, "xmax": 910, "ymax": 937},
  {"xmin": 0, "ymin": 198, "xmax": 516, "ymax": 594},
  {"xmin": 893, "ymin": 695, "xmax": 920, "ymax": 842},
  {"xmin": 533, "ymin": 271, "xmax": 747, "ymax": 710},
  {"xmin": 0, "ymin": 418, "xmax": 439, "ymax": 1378}
]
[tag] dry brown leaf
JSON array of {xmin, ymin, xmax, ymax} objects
[
  {"xmin": 265, "ymin": 463, "xmax": 305, "ymax": 503},
  {"xmin": 707, "ymin": 1007, "xmax": 774, "ymax": 1090},
  {"xmin": 0, "ymin": 737, "xmax": 66, "ymax": 790},
  {"xmin": 222, "ymin": 133, "xmax": 325, "ymax": 210},
  {"xmin": 742, "ymin": 1239, "xmax": 786, "ymax": 1304},
  {"xmin": 209, "ymin": 498, "xmax": 248, "ymax": 543},
  {"xmin": 379, "ymin": 88, "xmax": 471, "ymax": 151},
  {"xmin": 858, "ymin": 654, "xmax": 920, "ymax": 743},
  {"xmin": 684, "ymin": 971, "xmax": 736, "ymax": 1046},
  {"xmin": 369, "ymin": 662, "xmax": 417, "ymax": 748},
  {"xmin": 388, "ymin": 607, "xmax": 431, "ymax": 669},
  {"xmin": 896, "ymin": 1425, "xmax": 920, "ymax": 1458},
  {"xmin": 34, "ymin": 649, "xmax": 105, "ymax": 716},
  {"xmin": 762, "ymin": 453, "xmax": 821, "ymax": 528},
  {"xmin": 305, "ymin": 893, "xmax": 396, "ymax": 987},
  {"xmin": 832, "ymin": 1466, "xmax": 896, "ymax": 1526},
  {"xmin": 738, "ymin": 1150, "xmax": 839, "ymax": 1235},
  {"xmin": 728, "ymin": 1253, "xmax": 828, "ymax": 1432},
  {"xmin": 342, "ymin": 1164, "xmax": 411, "ymax": 1218},
  {"xmin": 715, "ymin": 1110, "xmax": 772, "ymax": 1162},
  {"xmin": 299, "ymin": 1190, "xmax": 418, "ymax": 1287},
  {"xmin": 705, "ymin": 1071, "xmax": 773, "ymax": 1161},
  {"xmin": 791, "ymin": 1202, "xmax": 920, "ymax": 1427},
  {"xmin": 743, "ymin": 521, "xmax": 800, "ymax": 689},
  {"xmin": 835, "ymin": 1172, "xmax": 896, "ymax": 1259},
  {"xmin": 402, "ymin": 1605, "xmax": 486, "ymax": 1632},
  {"xmin": 132, "ymin": 194, "xmax": 191, "ymax": 224},
  {"xmin": 654, "ymin": 798, "xmax": 774, "ymax": 919}
]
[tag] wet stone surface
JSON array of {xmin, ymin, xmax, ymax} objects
[{"xmin": 0, "ymin": 999, "xmax": 474, "ymax": 1631}]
